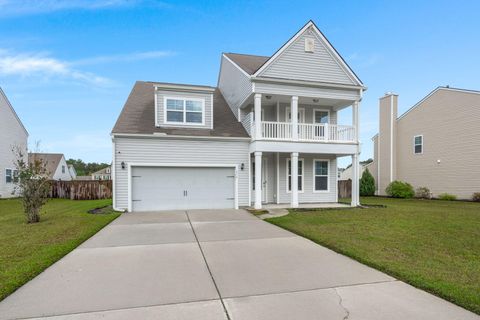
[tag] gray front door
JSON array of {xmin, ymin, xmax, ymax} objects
[{"xmin": 131, "ymin": 166, "xmax": 235, "ymax": 211}]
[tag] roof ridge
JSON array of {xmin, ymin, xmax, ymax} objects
[{"xmin": 224, "ymin": 52, "xmax": 270, "ymax": 58}]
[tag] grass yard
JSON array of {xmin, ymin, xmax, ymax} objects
[
  {"xmin": 0, "ymin": 198, "xmax": 120, "ymax": 301},
  {"xmin": 266, "ymin": 197, "xmax": 480, "ymax": 314}
]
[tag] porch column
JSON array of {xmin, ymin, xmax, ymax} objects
[
  {"xmin": 351, "ymin": 153, "xmax": 360, "ymax": 207},
  {"xmin": 291, "ymin": 152, "xmax": 299, "ymax": 208},
  {"xmin": 291, "ymin": 96, "xmax": 298, "ymax": 140},
  {"xmin": 254, "ymin": 93, "xmax": 262, "ymax": 140},
  {"xmin": 254, "ymin": 151, "xmax": 262, "ymax": 209},
  {"xmin": 353, "ymin": 100, "xmax": 359, "ymax": 142}
]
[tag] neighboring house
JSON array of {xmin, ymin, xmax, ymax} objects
[
  {"xmin": 68, "ymin": 164, "xmax": 77, "ymax": 179},
  {"xmin": 339, "ymin": 162, "xmax": 372, "ymax": 181},
  {"xmin": 29, "ymin": 153, "xmax": 73, "ymax": 181},
  {"xmin": 112, "ymin": 20, "xmax": 364, "ymax": 212},
  {"xmin": 370, "ymin": 87, "xmax": 480, "ymax": 199},
  {"xmin": 91, "ymin": 166, "xmax": 111, "ymax": 180},
  {"xmin": 0, "ymin": 88, "xmax": 28, "ymax": 198}
]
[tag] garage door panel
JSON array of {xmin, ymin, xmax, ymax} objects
[{"xmin": 131, "ymin": 167, "xmax": 235, "ymax": 211}]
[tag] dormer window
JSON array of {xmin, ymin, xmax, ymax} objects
[{"xmin": 165, "ymin": 97, "xmax": 204, "ymax": 125}]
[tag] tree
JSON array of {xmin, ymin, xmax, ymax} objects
[
  {"xmin": 12, "ymin": 146, "xmax": 51, "ymax": 223},
  {"xmin": 66, "ymin": 158, "xmax": 109, "ymax": 176},
  {"xmin": 359, "ymin": 168, "xmax": 375, "ymax": 196}
]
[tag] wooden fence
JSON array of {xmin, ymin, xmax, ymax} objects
[
  {"xmin": 338, "ymin": 179, "xmax": 352, "ymax": 199},
  {"xmin": 49, "ymin": 180, "xmax": 112, "ymax": 200}
]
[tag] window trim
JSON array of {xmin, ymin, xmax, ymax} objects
[
  {"xmin": 163, "ymin": 96, "xmax": 205, "ymax": 126},
  {"xmin": 413, "ymin": 135, "xmax": 423, "ymax": 155},
  {"xmin": 312, "ymin": 108, "xmax": 330, "ymax": 124},
  {"xmin": 286, "ymin": 158, "xmax": 305, "ymax": 193},
  {"xmin": 313, "ymin": 159, "xmax": 330, "ymax": 193}
]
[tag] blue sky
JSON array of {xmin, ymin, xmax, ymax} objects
[{"xmin": 1, "ymin": 0, "xmax": 479, "ymax": 165}]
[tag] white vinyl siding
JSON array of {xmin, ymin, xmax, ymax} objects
[
  {"xmin": 113, "ymin": 137, "xmax": 250, "ymax": 210},
  {"xmin": 218, "ymin": 55, "xmax": 253, "ymax": 120},
  {"xmin": 277, "ymin": 154, "xmax": 337, "ymax": 203},
  {"xmin": 156, "ymin": 90, "xmax": 213, "ymax": 129},
  {"xmin": 0, "ymin": 89, "xmax": 28, "ymax": 198},
  {"xmin": 258, "ymin": 29, "xmax": 356, "ymax": 85}
]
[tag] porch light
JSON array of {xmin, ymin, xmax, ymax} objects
[
  {"xmin": 265, "ymin": 95, "xmax": 272, "ymax": 100},
  {"xmin": 121, "ymin": 161, "xmax": 126, "ymax": 170},
  {"xmin": 313, "ymin": 98, "xmax": 319, "ymax": 103},
  {"xmin": 240, "ymin": 163, "xmax": 245, "ymax": 171}
]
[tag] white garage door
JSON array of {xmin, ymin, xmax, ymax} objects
[{"xmin": 131, "ymin": 166, "xmax": 235, "ymax": 211}]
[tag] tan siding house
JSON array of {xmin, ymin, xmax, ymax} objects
[{"xmin": 371, "ymin": 87, "xmax": 480, "ymax": 199}]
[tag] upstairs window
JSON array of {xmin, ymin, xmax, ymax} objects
[
  {"xmin": 414, "ymin": 135, "xmax": 423, "ymax": 154},
  {"xmin": 62, "ymin": 165, "xmax": 65, "ymax": 173},
  {"xmin": 165, "ymin": 97, "xmax": 204, "ymax": 125}
]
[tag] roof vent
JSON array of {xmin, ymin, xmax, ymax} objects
[{"xmin": 305, "ymin": 38, "xmax": 315, "ymax": 53}]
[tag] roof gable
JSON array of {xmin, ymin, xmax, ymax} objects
[
  {"xmin": 0, "ymin": 87, "xmax": 29, "ymax": 136},
  {"xmin": 255, "ymin": 21, "xmax": 362, "ymax": 86}
]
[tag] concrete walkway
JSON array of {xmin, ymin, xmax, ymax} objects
[{"xmin": 0, "ymin": 209, "xmax": 478, "ymax": 320}]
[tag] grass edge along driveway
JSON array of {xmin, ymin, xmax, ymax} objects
[
  {"xmin": 0, "ymin": 198, "xmax": 120, "ymax": 301},
  {"xmin": 266, "ymin": 197, "xmax": 480, "ymax": 315}
]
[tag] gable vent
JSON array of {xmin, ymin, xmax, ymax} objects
[{"xmin": 304, "ymin": 38, "xmax": 315, "ymax": 53}]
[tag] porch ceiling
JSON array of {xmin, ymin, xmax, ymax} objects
[{"xmin": 244, "ymin": 94, "xmax": 354, "ymax": 110}]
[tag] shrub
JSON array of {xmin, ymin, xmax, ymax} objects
[
  {"xmin": 415, "ymin": 187, "xmax": 431, "ymax": 199},
  {"xmin": 438, "ymin": 193, "xmax": 457, "ymax": 201},
  {"xmin": 359, "ymin": 168, "xmax": 375, "ymax": 196},
  {"xmin": 385, "ymin": 181, "xmax": 415, "ymax": 198},
  {"xmin": 472, "ymin": 193, "xmax": 480, "ymax": 202}
]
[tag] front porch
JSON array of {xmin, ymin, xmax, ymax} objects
[{"xmin": 249, "ymin": 152, "xmax": 360, "ymax": 209}]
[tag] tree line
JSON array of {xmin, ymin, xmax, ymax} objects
[{"xmin": 66, "ymin": 159, "xmax": 110, "ymax": 176}]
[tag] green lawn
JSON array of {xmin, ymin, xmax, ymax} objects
[
  {"xmin": 266, "ymin": 197, "xmax": 480, "ymax": 314},
  {"xmin": 0, "ymin": 198, "xmax": 120, "ymax": 301}
]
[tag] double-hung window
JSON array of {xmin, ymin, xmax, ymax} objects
[
  {"xmin": 165, "ymin": 98, "xmax": 204, "ymax": 125},
  {"xmin": 314, "ymin": 160, "xmax": 329, "ymax": 191},
  {"xmin": 414, "ymin": 135, "xmax": 423, "ymax": 154},
  {"xmin": 5, "ymin": 169, "xmax": 12, "ymax": 183},
  {"xmin": 287, "ymin": 159, "xmax": 303, "ymax": 192}
]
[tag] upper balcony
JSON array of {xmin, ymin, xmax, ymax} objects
[
  {"xmin": 256, "ymin": 120, "xmax": 355, "ymax": 143},
  {"xmin": 240, "ymin": 93, "xmax": 359, "ymax": 146}
]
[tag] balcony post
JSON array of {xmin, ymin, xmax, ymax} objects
[
  {"xmin": 353, "ymin": 100, "xmax": 359, "ymax": 142},
  {"xmin": 254, "ymin": 151, "xmax": 262, "ymax": 209},
  {"xmin": 254, "ymin": 93, "xmax": 262, "ymax": 140},
  {"xmin": 291, "ymin": 96, "xmax": 298, "ymax": 140},
  {"xmin": 291, "ymin": 152, "xmax": 299, "ymax": 208}
]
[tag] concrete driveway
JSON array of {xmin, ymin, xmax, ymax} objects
[{"xmin": 0, "ymin": 209, "xmax": 478, "ymax": 320}]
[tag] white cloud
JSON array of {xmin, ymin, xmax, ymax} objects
[
  {"xmin": 0, "ymin": 0, "xmax": 143, "ymax": 17},
  {"xmin": 72, "ymin": 50, "xmax": 175, "ymax": 66},
  {"xmin": 0, "ymin": 49, "xmax": 174, "ymax": 86},
  {"xmin": 0, "ymin": 49, "xmax": 113, "ymax": 86}
]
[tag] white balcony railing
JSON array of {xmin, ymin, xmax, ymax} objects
[{"xmin": 256, "ymin": 121, "xmax": 355, "ymax": 143}]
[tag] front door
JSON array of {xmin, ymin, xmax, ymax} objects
[{"xmin": 252, "ymin": 158, "xmax": 269, "ymax": 203}]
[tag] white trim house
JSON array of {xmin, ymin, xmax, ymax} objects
[
  {"xmin": 112, "ymin": 21, "xmax": 364, "ymax": 212},
  {"xmin": 0, "ymin": 88, "xmax": 28, "ymax": 198}
]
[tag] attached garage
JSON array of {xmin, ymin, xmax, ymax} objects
[{"xmin": 128, "ymin": 165, "xmax": 237, "ymax": 212}]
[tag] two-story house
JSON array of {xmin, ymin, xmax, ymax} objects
[
  {"xmin": 0, "ymin": 88, "xmax": 28, "ymax": 198},
  {"xmin": 370, "ymin": 87, "xmax": 480, "ymax": 199},
  {"xmin": 112, "ymin": 21, "xmax": 365, "ymax": 212}
]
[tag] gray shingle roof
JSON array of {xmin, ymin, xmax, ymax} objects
[
  {"xmin": 224, "ymin": 53, "xmax": 270, "ymax": 75},
  {"xmin": 112, "ymin": 81, "xmax": 249, "ymax": 138},
  {"xmin": 28, "ymin": 153, "xmax": 63, "ymax": 179}
]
